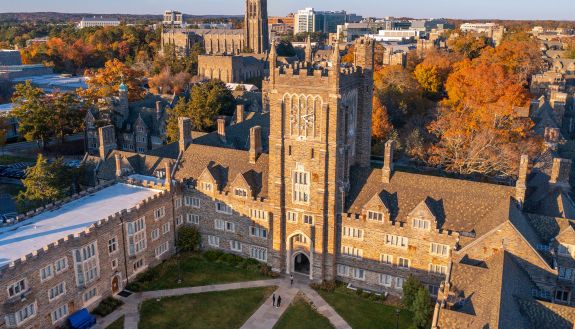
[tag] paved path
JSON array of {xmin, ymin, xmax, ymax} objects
[{"xmin": 94, "ymin": 277, "xmax": 351, "ymax": 329}]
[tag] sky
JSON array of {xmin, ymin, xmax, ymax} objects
[{"xmin": 1, "ymin": 0, "xmax": 574, "ymax": 20}]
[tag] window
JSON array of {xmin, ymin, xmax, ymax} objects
[
  {"xmin": 430, "ymin": 243, "xmax": 449, "ymax": 257},
  {"xmin": 429, "ymin": 264, "xmax": 447, "ymax": 275},
  {"xmin": 127, "ymin": 218, "xmax": 146, "ymax": 256},
  {"xmin": 293, "ymin": 165, "xmax": 310, "ymax": 204},
  {"xmin": 83, "ymin": 287, "xmax": 98, "ymax": 303},
  {"xmin": 137, "ymin": 147, "xmax": 145, "ymax": 153},
  {"xmin": 337, "ymin": 264, "xmax": 350, "ymax": 277},
  {"xmin": 151, "ymin": 228, "xmax": 160, "ymax": 241},
  {"xmin": 133, "ymin": 258, "xmax": 145, "ymax": 272},
  {"xmin": 379, "ymin": 274, "xmax": 393, "ymax": 287},
  {"xmin": 185, "ymin": 196, "xmax": 200, "ymax": 208},
  {"xmin": 385, "ymin": 234, "xmax": 408, "ymax": 248},
  {"xmin": 225, "ymin": 221, "xmax": 236, "ymax": 232},
  {"xmin": 251, "ymin": 246, "xmax": 267, "ymax": 262},
  {"xmin": 559, "ymin": 267, "xmax": 574, "ymax": 280},
  {"xmin": 5, "ymin": 302, "xmax": 36, "ymax": 326},
  {"xmin": 175, "ymin": 198, "xmax": 183, "ymax": 209},
  {"xmin": 250, "ymin": 209, "xmax": 268, "ymax": 220},
  {"xmin": 532, "ymin": 288, "xmax": 552, "ymax": 300},
  {"xmin": 7, "ymin": 279, "xmax": 27, "ymax": 298},
  {"xmin": 111, "ymin": 259, "xmax": 118, "ymax": 270},
  {"xmin": 287, "ymin": 211, "xmax": 298, "ymax": 223},
  {"xmin": 367, "ymin": 211, "xmax": 383, "ymax": 222},
  {"xmin": 154, "ymin": 207, "xmax": 166, "ymax": 220},
  {"xmin": 215, "ymin": 219, "xmax": 225, "ymax": 230},
  {"xmin": 208, "ymin": 235, "xmax": 220, "ymax": 247},
  {"xmin": 413, "ymin": 218, "xmax": 431, "ymax": 230},
  {"xmin": 230, "ymin": 240, "xmax": 242, "ymax": 252},
  {"xmin": 342, "ymin": 226, "xmax": 364, "ymax": 239},
  {"xmin": 396, "ymin": 277, "xmax": 405, "ymax": 290},
  {"xmin": 303, "ymin": 214, "xmax": 314, "ymax": 225},
  {"xmin": 352, "ymin": 268, "xmax": 365, "ymax": 280},
  {"xmin": 155, "ymin": 242, "xmax": 169, "ymax": 258},
  {"xmin": 216, "ymin": 202, "xmax": 233, "ymax": 214},
  {"xmin": 294, "ymin": 233, "xmax": 308, "ymax": 244},
  {"xmin": 428, "ymin": 285, "xmax": 440, "ymax": 297},
  {"xmin": 108, "ymin": 237, "xmax": 118, "ymax": 254},
  {"xmin": 341, "ymin": 245, "xmax": 363, "ymax": 259},
  {"xmin": 187, "ymin": 213, "xmax": 200, "ymax": 224},
  {"xmin": 250, "ymin": 226, "xmax": 268, "ymax": 239},
  {"xmin": 202, "ymin": 181, "xmax": 213, "ymax": 191},
  {"xmin": 48, "ymin": 282, "xmax": 66, "ymax": 301},
  {"xmin": 51, "ymin": 304, "xmax": 68, "ymax": 324},
  {"xmin": 176, "ymin": 215, "xmax": 184, "ymax": 226},
  {"xmin": 162, "ymin": 223, "xmax": 171, "ymax": 234},
  {"xmin": 235, "ymin": 188, "xmax": 248, "ymax": 198},
  {"xmin": 74, "ymin": 241, "xmax": 100, "ymax": 287},
  {"xmin": 40, "ymin": 264, "xmax": 54, "ymax": 282},
  {"xmin": 380, "ymin": 254, "xmax": 393, "ymax": 265},
  {"xmin": 54, "ymin": 257, "xmax": 68, "ymax": 274},
  {"xmin": 398, "ymin": 257, "xmax": 410, "ymax": 269},
  {"xmin": 556, "ymin": 289, "xmax": 570, "ymax": 302}
]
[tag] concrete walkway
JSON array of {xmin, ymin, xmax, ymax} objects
[{"xmin": 94, "ymin": 277, "xmax": 351, "ymax": 329}]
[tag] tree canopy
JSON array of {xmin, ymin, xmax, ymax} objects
[{"xmin": 79, "ymin": 58, "xmax": 146, "ymax": 103}]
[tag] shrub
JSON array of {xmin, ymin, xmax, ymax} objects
[
  {"xmin": 356, "ymin": 288, "xmax": 364, "ymax": 296},
  {"xmin": 92, "ymin": 297, "xmax": 123, "ymax": 317},
  {"xmin": 177, "ymin": 226, "xmax": 201, "ymax": 252},
  {"xmin": 203, "ymin": 250, "xmax": 225, "ymax": 261},
  {"xmin": 310, "ymin": 280, "xmax": 337, "ymax": 292},
  {"xmin": 362, "ymin": 291, "xmax": 371, "ymax": 299}
]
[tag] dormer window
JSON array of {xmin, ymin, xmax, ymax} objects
[
  {"xmin": 413, "ymin": 218, "xmax": 431, "ymax": 230},
  {"xmin": 367, "ymin": 211, "xmax": 384, "ymax": 222},
  {"xmin": 234, "ymin": 188, "xmax": 248, "ymax": 198},
  {"xmin": 202, "ymin": 182, "xmax": 213, "ymax": 192}
]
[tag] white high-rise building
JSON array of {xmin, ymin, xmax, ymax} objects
[{"xmin": 294, "ymin": 7, "xmax": 316, "ymax": 34}]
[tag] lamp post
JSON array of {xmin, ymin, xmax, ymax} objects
[{"xmin": 395, "ymin": 308, "xmax": 400, "ymax": 329}]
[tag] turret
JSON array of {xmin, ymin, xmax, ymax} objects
[
  {"xmin": 118, "ymin": 82, "xmax": 129, "ymax": 126},
  {"xmin": 305, "ymin": 35, "xmax": 312, "ymax": 65}
]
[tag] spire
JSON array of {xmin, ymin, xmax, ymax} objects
[
  {"xmin": 332, "ymin": 43, "xmax": 341, "ymax": 77},
  {"xmin": 305, "ymin": 35, "xmax": 312, "ymax": 65},
  {"xmin": 269, "ymin": 39, "xmax": 277, "ymax": 69}
]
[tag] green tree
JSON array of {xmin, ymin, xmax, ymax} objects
[
  {"xmin": 177, "ymin": 226, "xmax": 201, "ymax": 252},
  {"xmin": 412, "ymin": 287, "xmax": 433, "ymax": 329},
  {"xmin": 51, "ymin": 92, "xmax": 85, "ymax": 143},
  {"xmin": 10, "ymin": 81, "xmax": 53, "ymax": 147},
  {"xmin": 17, "ymin": 155, "xmax": 72, "ymax": 211},
  {"xmin": 276, "ymin": 39, "xmax": 296, "ymax": 57},
  {"xmin": 402, "ymin": 275, "xmax": 424, "ymax": 310},
  {"xmin": 186, "ymin": 80, "xmax": 235, "ymax": 132},
  {"xmin": 165, "ymin": 98, "xmax": 188, "ymax": 142}
]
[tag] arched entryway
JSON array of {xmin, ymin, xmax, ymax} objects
[
  {"xmin": 111, "ymin": 275, "xmax": 121, "ymax": 294},
  {"xmin": 293, "ymin": 252, "xmax": 310, "ymax": 275}
]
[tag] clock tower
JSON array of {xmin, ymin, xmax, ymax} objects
[
  {"xmin": 244, "ymin": 0, "xmax": 269, "ymax": 54},
  {"xmin": 264, "ymin": 38, "xmax": 375, "ymax": 281}
]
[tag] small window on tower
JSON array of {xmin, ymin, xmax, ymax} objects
[
  {"xmin": 288, "ymin": 145, "xmax": 292, "ymax": 156},
  {"xmin": 311, "ymin": 148, "xmax": 315, "ymax": 159}
]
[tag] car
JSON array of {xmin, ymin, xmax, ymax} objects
[{"xmin": 1, "ymin": 212, "xmax": 17, "ymax": 224}]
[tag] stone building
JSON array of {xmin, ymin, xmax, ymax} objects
[{"xmin": 198, "ymin": 53, "xmax": 266, "ymax": 84}]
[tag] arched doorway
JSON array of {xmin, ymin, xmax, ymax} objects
[
  {"xmin": 293, "ymin": 252, "xmax": 310, "ymax": 275},
  {"xmin": 111, "ymin": 275, "xmax": 120, "ymax": 294}
]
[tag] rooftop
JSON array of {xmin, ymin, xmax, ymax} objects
[{"xmin": 0, "ymin": 183, "xmax": 161, "ymax": 267}]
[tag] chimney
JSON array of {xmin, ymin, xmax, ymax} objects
[
  {"xmin": 115, "ymin": 153, "xmax": 122, "ymax": 178},
  {"xmin": 515, "ymin": 155, "xmax": 529, "ymax": 207},
  {"xmin": 217, "ymin": 117, "xmax": 226, "ymax": 143},
  {"xmin": 382, "ymin": 140, "xmax": 396, "ymax": 183},
  {"xmin": 178, "ymin": 117, "xmax": 192, "ymax": 154},
  {"xmin": 249, "ymin": 126, "xmax": 262, "ymax": 164},
  {"xmin": 236, "ymin": 104, "xmax": 245, "ymax": 124},
  {"xmin": 98, "ymin": 125, "xmax": 116, "ymax": 160},
  {"xmin": 155, "ymin": 101, "xmax": 162, "ymax": 121},
  {"xmin": 550, "ymin": 158, "xmax": 572, "ymax": 187},
  {"xmin": 165, "ymin": 160, "xmax": 172, "ymax": 191}
]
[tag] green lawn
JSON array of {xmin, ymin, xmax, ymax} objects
[
  {"xmin": 274, "ymin": 296, "xmax": 334, "ymax": 329},
  {"xmin": 106, "ymin": 316, "xmax": 124, "ymax": 329},
  {"xmin": 126, "ymin": 252, "xmax": 269, "ymax": 292},
  {"xmin": 317, "ymin": 286, "xmax": 414, "ymax": 329},
  {"xmin": 139, "ymin": 286, "xmax": 275, "ymax": 329}
]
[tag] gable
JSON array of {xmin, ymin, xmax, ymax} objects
[
  {"xmin": 557, "ymin": 225, "xmax": 575, "ymax": 245},
  {"xmin": 362, "ymin": 190, "xmax": 390, "ymax": 214},
  {"xmin": 408, "ymin": 198, "xmax": 437, "ymax": 222}
]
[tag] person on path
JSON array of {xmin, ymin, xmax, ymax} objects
[
  {"xmin": 272, "ymin": 293, "xmax": 276, "ymax": 307},
  {"xmin": 290, "ymin": 274, "xmax": 294, "ymax": 286},
  {"xmin": 277, "ymin": 295, "xmax": 282, "ymax": 308}
]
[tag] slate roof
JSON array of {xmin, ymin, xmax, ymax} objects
[
  {"xmin": 346, "ymin": 167, "xmax": 515, "ymax": 241},
  {"xmin": 90, "ymin": 150, "xmax": 175, "ymax": 182}
]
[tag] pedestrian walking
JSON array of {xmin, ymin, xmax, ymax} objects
[
  {"xmin": 290, "ymin": 274, "xmax": 294, "ymax": 286},
  {"xmin": 277, "ymin": 295, "xmax": 282, "ymax": 308},
  {"xmin": 272, "ymin": 293, "xmax": 276, "ymax": 307}
]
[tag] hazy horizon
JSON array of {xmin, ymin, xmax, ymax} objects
[{"xmin": 1, "ymin": 0, "xmax": 574, "ymax": 21}]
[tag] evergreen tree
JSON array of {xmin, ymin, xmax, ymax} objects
[
  {"xmin": 402, "ymin": 275, "xmax": 424, "ymax": 310},
  {"xmin": 177, "ymin": 226, "xmax": 201, "ymax": 252},
  {"xmin": 17, "ymin": 155, "xmax": 72, "ymax": 210},
  {"xmin": 10, "ymin": 81, "xmax": 53, "ymax": 147},
  {"xmin": 412, "ymin": 287, "xmax": 433, "ymax": 329}
]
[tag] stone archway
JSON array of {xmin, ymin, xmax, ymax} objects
[{"xmin": 293, "ymin": 252, "xmax": 310, "ymax": 275}]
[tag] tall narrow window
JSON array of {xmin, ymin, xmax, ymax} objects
[{"xmin": 293, "ymin": 163, "xmax": 310, "ymax": 204}]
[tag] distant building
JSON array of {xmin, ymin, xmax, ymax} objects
[
  {"xmin": 25, "ymin": 37, "xmax": 49, "ymax": 47},
  {"xmin": 163, "ymin": 10, "xmax": 184, "ymax": 28},
  {"xmin": 460, "ymin": 22, "xmax": 505, "ymax": 46},
  {"xmin": 197, "ymin": 54, "xmax": 266, "ymax": 84},
  {"xmin": 409, "ymin": 19, "xmax": 453, "ymax": 32},
  {"xmin": 294, "ymin": 8, "xmax": 362, "ymax": 34},
  {"xmin": 368, "ymin": 29, "xmax": 422, "ymax": 42},
  {"xmin": 0, "ymin": 50, "xmax": 22, "ymax": 66},
  {"xmin": 78, "ymin": 16, "xmax": 121, "ymax": 29}
]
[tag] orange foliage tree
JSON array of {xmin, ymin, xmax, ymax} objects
[
  {"xmin": 372, "ymin": 96, "xmax": 393, "ymax": 142},
  {"xmin": 79, "ymin": 59, "xmax": 146, "ymax": 104},
  {"xmin": 414, "ymin": 49, "xmax": 460, "ymax": 99}
]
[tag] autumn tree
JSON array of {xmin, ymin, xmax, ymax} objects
[
  {"xmin": 427, "ymin": 59, "xmax": 541, "ymax": 177},
  {"xmin": 149, "ymin": 67, "xmax": 191, "ymax": 95},
  {"xmin": 565, "ymin": 39, "xmax": 575, "ymax": 59},
  {"xmin": 414, "ymin": 49, "xmax": 459, "ymax": 99},
  {"xmin": 447, "ymin": 33, "xmax": 491, "ymax": 59},
  {"xmin": 371, "ymin": 96, "xmax": 392, "ymax": 142},
  {"xmin": 80, "ymin": 59, "xmax": 146, "ymax": 103},
  {"xmin": 50, "ymin": 92, "xmax": 85, "ymax": 143}
]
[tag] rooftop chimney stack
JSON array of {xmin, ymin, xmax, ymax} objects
[
  {"xmin": 98, "ymin": 125, "xmax": 116, "ymax": 160},
  {"xmin": 178, "ymin": 117, "xmax": 192, "ymax": 154},
  {"xmin": 155, "ymin": 101, "xmax": 162, "ymax": 121},
  {"xmin": 217, "ymin": 117, "xmax": 226, "ymax": 143},
  {"xmin": 515, "ymin": 155, "xmax": 529, "ymax": 208},
  {"xmin": 115, "ymin": 153, "xmax": 122, "ymax": 178},
  {"xmin": 236, "ymin": 104, "xmax": 245, "ymax": 124},
  {"xmin": 165, "ymin": 160, "xmax": 172, "ymax": 191},
  {"xmin": 382, "ymin": 140, "xmax": 396, "ymax": 184},
  {"xmin": 249, "ymin": 126, "xmax": 263, "ymax": 164},
  {"xmin": 550, "ymin": 158, "xmax": 572, "ymax": 188}
]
